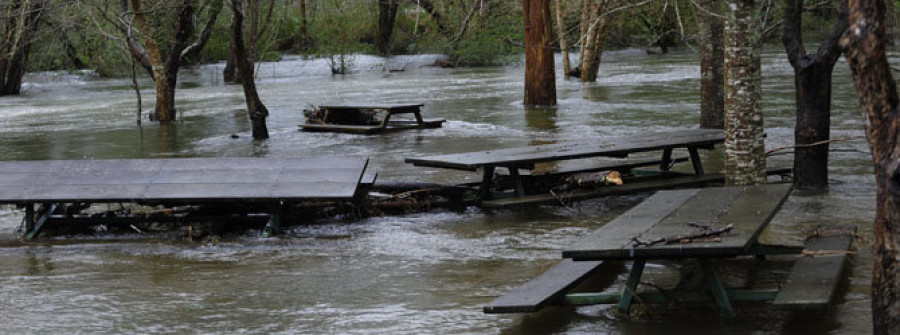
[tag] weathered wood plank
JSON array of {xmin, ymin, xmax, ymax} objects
[
  {"xmin": 562, "ymin": 184, "xmax": 793, "ymax": 260},
  {"xmin": 406, "ymin": 129, "xmax": 724, "ymax": 171},
  {"xmin": 483, "ymin": 259, "xmax": 604, "ymax": 313},
  {"xmin": 773, "ymin": 226, "xmax": 856, "ymax": 308},
  {"xmin": 318, "ymin": 103, "xmax": 424, "ymax": 111},
  {"xmin": 562, "ymin": 189, "xmax": 699, "ymax": 260},
  {"xmin": 482, "ymin": 173, "xmax": 718, "ymax": 209},
  {"xmin": 0, "ymin": 157, "xmax": 368, "ymax": 203}
]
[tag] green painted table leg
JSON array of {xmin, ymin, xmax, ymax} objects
[
  {"xmin": 618, "ymin": 258, "xmax": 647, "ymax": 314},
  {"xmin": 700, "ymin": 259, "xmax": 735, "ymax": 317}
]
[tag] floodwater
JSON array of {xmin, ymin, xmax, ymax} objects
[{"xmin": 0, "ymin": 48, "xmax": 878, "ymax": 334}]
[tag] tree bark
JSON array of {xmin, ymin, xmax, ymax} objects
[
  {"xmin": 0, "ymin": 0, "xmax": 45, "ymax": 96},
  {"xmin": 297, "ymin": 0, "xmax": 309, "ymax": 50},
  {"xmin": 782, "ymin": 0, "xmax": 847, "ymax": 190},
  {"xmin": 129, "ymin": 0, "xmax": 172, "ymax": 123},
  {"xmin": 841, "ymin": 1, "xmax": 900, "ymax": 333},
  {"xmin": 523, "ymin": 0, "xmax": 557, "ymax": 107},
  {"xmin": 724, "ymin": 0, "xmax": 766, "ymax": 186},
  {"xmin": 376, "ymin": 0, "xmax": 400, "ymax": 55},
  {"xmin": 555, "ymin": 0, "xmax": 571, "ymax": 77},
  {"xmin": 698, "ymin": 0, "xmax": 724, "ymax": 129},
  {"xmin": 231, "ymin": 0, "xmax": 269, "ymax": 140},
  {"xmin": 579, "ymin": 0, "xmax": 607, "ymax": 82}
]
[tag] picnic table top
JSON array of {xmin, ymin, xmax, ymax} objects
[
  {"xmin": 405, "ymin": 129, "xmax": 724, "ymax": 171},
  {"xmin": 563, "ymin": 184, "xmax": 792, "ymax": 260},
  {"xmin": 0, "ymin": 156, "xmax": 368, "ymax": 204},
  {"xmin": 318, "ymin": 103, "xmax": 424, "ymax": 112}
]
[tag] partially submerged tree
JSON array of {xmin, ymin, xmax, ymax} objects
[
  {"xmin": 0, "ymin": 0, "xmax": 47, "ymax": 96},
  {"xmin": 579, "ymin": 0, "xmax": 609, "ymax": 82},
  {"xmin": 554, "ymin": 0, "xmax": 572, "ymax": 78},
  {"xmin": 782, "ymin": 0, "xmax": 848, "ymax": 190},
  {"xmin": 376, "ymin": 0, "xmax": 399, "ymax": 55},
  {"xmin": 698, "ymin": 0, "xmax": 724, "ymax": 129},
  {"xmin": 230, "ymin": 0, "xmax": 268, "ymax": 139},
  {"xmin": 841, "ymin": 0, "xmax": 900, "ymax": 333},
  {"xmin": 118, "ymin": 0, "xmax": 222, "ymax": 123},
  {"xmin": 523, "ymin": 0, "xmax": 556, "ymax": 107},
  {"xmin": 723, "ymin": 0, "xmax": 766, "ymax": 186}
]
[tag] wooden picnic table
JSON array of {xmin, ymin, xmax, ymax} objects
[
  {"xmin": 0, "ymin": 156, "xmax": 370, "ymax": 240},
  {"xmin": 485, "ymin": 184, "xmax": 853, "ymax": 315},
  {"xmin": 300, "ymin": 103, "xmax": 445, "ymax": 134},
  {"xmin": 405, "ymin": 129, "xmax": 724, "ymax": 199},
  {"xmin": 562, "ymin": 184, "xmax": 793, "ymax": 316}
]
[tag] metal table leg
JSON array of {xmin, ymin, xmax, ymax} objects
[
  {"xmin": 688, "ymin": 147, "xmax": 705, "ymax": 175},
  {"xmin": 700, "ymin": 259, "xmax": 735, "ymax": 317},
  {"xmin": 480, "ymin": 166, "xmax": 496, "ymax": 200},
  {"xmin": 618, "ymin": 258, "xmax": 647, "ymax": 314}
]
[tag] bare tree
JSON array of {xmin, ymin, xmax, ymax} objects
[
  {"xmin": 841, "ymin": 0, "xmax": 900, "ymax": 333},
  {"xmin": 555, "ymin": 0, "xmax": 571, "ymax": 77},
  {"xmin": 119, "ymin": 0, "xmax": 222, "ymax": 123},
  {"xmin": 782, "ymin": 0, "xmax": 848, "ymax": 190},
  {"xmin": 231, "ymin": 0, "xmax": 268, "ymax": 139},
  {"xmin": 579, "ymin": 0, "xmax": 609, "ymax": 82},
  {"xmin": 0, "ymin": 0, "xmax": 47, "ymax": 96}
]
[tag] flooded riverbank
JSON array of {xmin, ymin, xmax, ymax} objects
[{"xmin": 0, "ymin": 48, "xmax": 876, "ymax": 333}]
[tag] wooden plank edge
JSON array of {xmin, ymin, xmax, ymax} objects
[{"xmin": 483, "ymin": 260, "xmax": 605, "ymax": 314}]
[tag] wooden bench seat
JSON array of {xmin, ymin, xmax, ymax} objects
[
  {"xmin": 772, "ymin": 225, "xmax": 856, "ymax": 309},
  {"xmin": 482, "ymin": 167, "xmax": 792, "ymax": 209},
  {"xmin": 483, "ymin": 259, "xmax": 604, "ymax": 313}
]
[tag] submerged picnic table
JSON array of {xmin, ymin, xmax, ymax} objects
[
  {"xmin": 405, "ymin": 129, "xmax": 725, "ymax": 204},
  {"xmin": 485, "ymin": 184, "xmax": 855, "ymax": 316},
  {"xmin": 0, "ymin": 156, "xmax": 370, "ymax": 240},
  {"xmin": 300, "ymin": 103, "xmax": 445, "ymax": 134}
]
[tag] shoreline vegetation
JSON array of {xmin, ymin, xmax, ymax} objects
[{"xmin": 20, "ymin": 0, "xmax": 850, "ymax": 78}]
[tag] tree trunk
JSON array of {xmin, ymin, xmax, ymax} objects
[
  {"xmin": 523, "ymin": 0, "xmax": 557, "ymax": 107},
  {"xmin": 886, "ymin": 0, "xmax": 896, "ymax": 45},
  {"xmin": 248, "ymin": 0, "xmax": 259, "ymax": 62},
  {"xmin": 580, "ymin": 0, "xmax": 607, "ymax": 82},
  {"xmin": 297, "ymin": 0, "xmax": 309, "ymax": 50},
  {"xmin": 698, "ymin": 0, "xmax": 724, "ymax": 129},
  {"xmin": 0, "ymin": 0, "xmax": 45, "ymax": 96},
  {"xmin": 224, "ymin": 37, "xmax": 239, "ymax": 83},
  {"xmin": 555, "ymin": 0, "xmax": 571, "ymax": 77},
  {"xmin": 724, "ymin": 0, "xmax": 766, "ymax": 186},
  {"xmin": 841, "ymin": 1, "xmax": 900, "ymax": 333},
  {"xmin": 376, "ymin": 0, "xmax": 399, "ymax": 55},
  {"xmin": 129, "ymin": 0, "xmax": 172, "ymax": 123},
  {"xmin": 231, "ymin": 0, "xmax": 269, "ymax": 140},
  {"xmin": 782, "ymin": 0, "xmax": 847, "ymax": 190}
]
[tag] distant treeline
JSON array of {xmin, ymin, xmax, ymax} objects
[{"xmin": 23, "ymin": 0, "xmax": 848, "ymax": 77}]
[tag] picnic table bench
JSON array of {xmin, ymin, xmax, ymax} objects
[
  {"xmin": 300, "ymin": 103, "xmax": 445, "ymax": 134},
  {"xmin": 0, "ymin": 157, "xmax": 370, "ymax": 240},
  {"xmin": 406, "ymin": 129, "xmax": 726, "ymax": 206},
  {"xmin": 485, "ymin": 184, "xmax": 855, "ymax": 316}
]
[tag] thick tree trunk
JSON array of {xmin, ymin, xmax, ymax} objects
[
  {"xmin": 782, "ymin": 0, "xmax": 847, "ymax": 190},
  {"xmin": 555, "ymin": 0, "xmax": 571, "ymax": 77},
  {"xmin": 523, "ymin": 0, "xmax": 557, "ymax": 107},
  {"xmin": 698, "ymin": 0, "xmax": 724, "ymax": 129},
  {"xmin": 579, "ymin": 0, "xmax": 607, "ymax": 82},
  {"xmin": 724, "ymin": 0, "xmax": 766, "ymax": 186},
  {"xmin": 232, "ymin": 0, "xmax": 269, "ymax": 139},
  {"xmin": 841, "ymin": 1, "xmax": 900, "ymax": 333},
  {"xmin": 376, "ymin": 0, "xmax": 399, "ymax": 55}
]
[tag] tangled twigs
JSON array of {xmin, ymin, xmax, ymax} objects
[{"xmin": 632, "ymin": 224, "xmax": 733, "ymax": 247}]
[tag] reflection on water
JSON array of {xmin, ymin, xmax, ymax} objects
[{"xmin": 0, "ymin": 49, "xmax": 877, "ymax": 333}]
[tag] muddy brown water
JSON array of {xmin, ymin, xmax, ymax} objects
[{"xmin": 0, "ymin": 49, "xmax": 876, "ymax": 334}]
